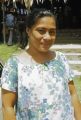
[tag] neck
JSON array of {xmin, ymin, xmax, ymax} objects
[
  {"xmin": 26, "ymin": 47, "xmax": 54, "ymax": 64},
  {"xmin": 28, "ymin": 46, "xmax": 50, "ymax": 56}
]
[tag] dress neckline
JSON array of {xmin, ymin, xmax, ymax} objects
[{"xmin": 24, "ymin": 50, "xmax": 57, "ymax": 65}]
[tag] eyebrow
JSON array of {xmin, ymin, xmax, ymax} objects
[{"xmin": 36, "ymin": 27, "xmax": 56, "ymax": 30}]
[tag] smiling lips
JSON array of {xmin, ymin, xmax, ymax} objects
[
  {"xmin": 41, "ymin": 40, "xmax": 52, "ymax": 47},
  {"xmin": 41, "ymin": 43, "xmax": 51, "ymax": 48}
]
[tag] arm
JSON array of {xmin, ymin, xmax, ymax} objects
[
  {"xmin": 69, "ymin": 80, "xmax": 81, "ymax": 120},
  {"xmin": 2, "ymin": 89, "xmax": 17, "ymax": 120}
]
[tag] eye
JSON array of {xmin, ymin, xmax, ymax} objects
[
  {"xmin": 36, "ymin": 29, "xmax": 46, "ymax": 35},
  {"xmin": 49, "ymin": 30, "xmax": 56, "ymax": 36}
]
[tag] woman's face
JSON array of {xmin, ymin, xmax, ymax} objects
[{"xmin": 27, "ymin": 16, "xmax": 56, "ymax": 53}]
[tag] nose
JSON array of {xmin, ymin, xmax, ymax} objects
[{"xmin": 43, "ymin": 32, "xmax": 51, "ymax": 40}]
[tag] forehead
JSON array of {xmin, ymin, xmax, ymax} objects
[{"xmin": 33, "ymin": 16, "xmax": 56, "ymax": 29}]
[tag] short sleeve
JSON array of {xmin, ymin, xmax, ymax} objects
[
  {"xmin": 58, "ymin": 52, "xmax": 75, "ymax": 82},
  {"xmin": 1, "ymin": 56, "xmax": 18, "ymax": 92}
]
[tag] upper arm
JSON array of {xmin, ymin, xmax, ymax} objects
[
  {"xmin": 68, "ymin": 80, "xmax": 80, "ymax": 105},
  {"xmin": 68, "ymin": 80, "xmax": 80, "ymax": 108},
  {"xmin": 2, "ymin": 89, "xmax": 17, "ymax": 108},
  {"xmin": 1, "ymin": 56, "xmax": 18, "ymax": 92},
  {"xmin": 68, "ymin": 80, "xmax": 76, "ymax": 95},
  {"xmin": 69, "ymin": 80, "xmax": 81, "ymax": 119},
  {"xmin": 1, "ymin": 57, "xmax": 18, "ymax": 107}
]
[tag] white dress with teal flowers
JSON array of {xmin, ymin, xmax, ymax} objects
[{"xmin": 1, "ymin": 51, "xmax": 75, "ymax": 120}]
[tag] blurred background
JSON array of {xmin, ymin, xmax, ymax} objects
[{"xmin": 0, "ymin": 0, "xmax": 81, "ymax": 45}]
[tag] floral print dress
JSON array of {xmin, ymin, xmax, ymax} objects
[{"xmin": 1, "ymin": 51, "xmax": 75, "ymax": 120}]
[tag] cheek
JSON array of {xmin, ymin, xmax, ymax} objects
[
  {"xmin": 50, "ymin": 36, "xmax": 56, "ymax": 43},
  {"xmin": 34, "ymin": 32, "xmax": 42, "ymax": 40},
  {"xmin": 29, "ymin": 33, "xmax": 41, "ymax": 46},
  {"xmin": 31, "ymin": 33, "xmax": 42, "ymax": 44},
  {"xmin": 53, "ymin": 35, "xmax": 56, "ymax": 42}
]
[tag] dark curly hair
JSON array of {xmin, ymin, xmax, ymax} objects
[{"xmin": 26, "ymin": 8, "xmax": 56, "ymax": 29}]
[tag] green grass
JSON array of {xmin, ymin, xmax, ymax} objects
[
  {"xmin": 74, "ymin": 76, "xmax": 81, "ymax": 102},
  {"xmin": 0, "ymin": 44, "xmax": 19, "ymax": 62}
]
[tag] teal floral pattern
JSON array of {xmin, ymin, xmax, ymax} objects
[{"xmin": 1, "ymin": 51, "xmax": 75, "ymax": 120}]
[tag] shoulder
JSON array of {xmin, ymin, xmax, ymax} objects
[
  {"xmin": 56, "ymin": 51, "xmax": 65, "ymax": 56},
  {"xmin": 55, "ymin": 51, "xmax": 70, "ymax": 67},
  {"xmin": 5, "ymin": 55, "xmax": 18, "ymax": 67},
  {"xmin": 55, "ymin": 51, "xmax": 67, "ymax": 60},
  {"xmin": 13, "ymin": 50, "xmax": 32, "ymax": 65},
  {"xmin": 10, "ymin": 50, "xmax": 27, "ymax": 63}
]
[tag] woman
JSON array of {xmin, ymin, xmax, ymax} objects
[{"xmin": 1, "ymin": 8, "xmax": 81, "ymax": 120}]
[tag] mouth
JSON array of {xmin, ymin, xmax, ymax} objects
[{"xmin": 41, "ymin": 43, "xmax": 51, "ymax": 49}]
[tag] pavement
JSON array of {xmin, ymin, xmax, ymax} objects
[
  {"xmin": 51, "ymin": 44, "xmax": 81, "ymax": 76},
  {"xmin": 51, "ymin": 44, "xmax": 81, "ymax": 49}
]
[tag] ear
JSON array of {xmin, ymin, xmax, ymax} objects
[
  {"xmin": 26, "ymin": 28, "xmax": 30, "ymax": 37},
  {"xmin": 26, "ymin": 28, "xmax": 29, "ymax": 34}
]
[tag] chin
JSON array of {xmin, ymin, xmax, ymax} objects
[
  {"xmin": 40, "ymin": 48, "xmax": 50, "ymax": 53},
  {"xmin": 38, "ymin": 45, "xmax": 51, "ymax": 52}
]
